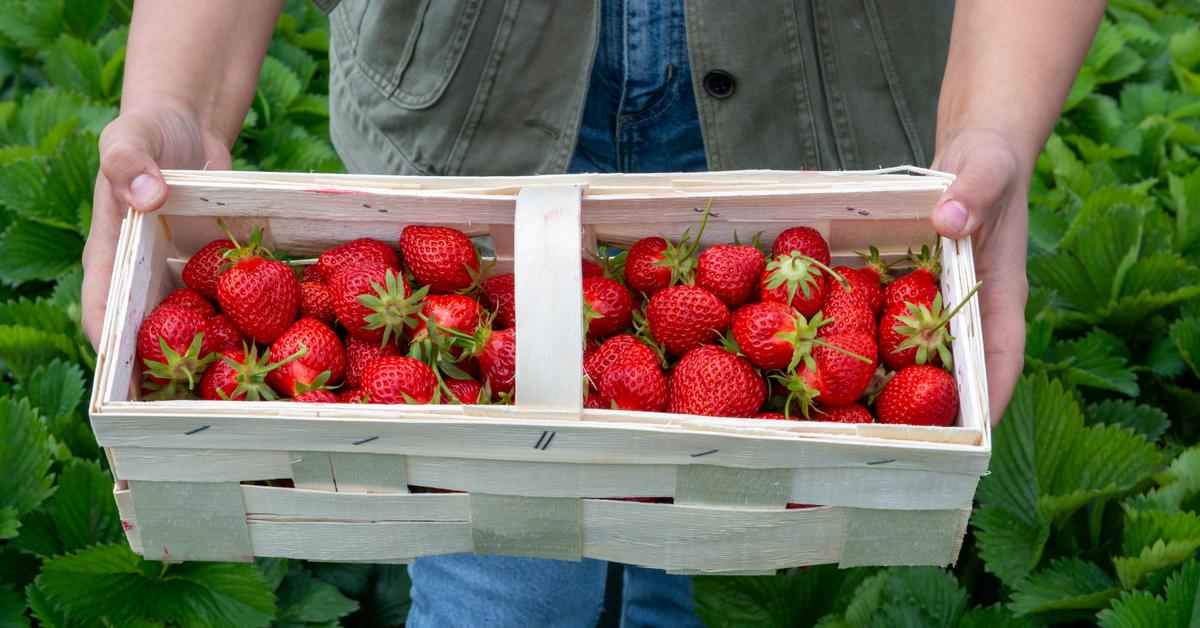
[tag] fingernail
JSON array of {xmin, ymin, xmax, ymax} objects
[
  {"xmin": 937, "ymin": 200, "xmax": 968, "ymax": 234},
  {"xmin": 130, "ymin": 174, "xmax": 161, "ymax": 207}
]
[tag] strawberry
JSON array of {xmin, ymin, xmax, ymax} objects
[
  {"xmin": 410, "ymin": 294, "xmax": 484, "ymax": 366},
  {"xmin": 160, "ymin": 288, "xmax": 216, "ymax": 318},
  {"xmin": 443, "ymin": 377, "xmax": 483, "ymax": 404},
  {"xmin": 301, "ymin": 264, "xmax": 326, "ymax": 284},
  {"xmin": 760, "ymin": 253, "xmax": 840, "ymax": 319},
  {"xmin": 183, "ymin": 238, "xmax": 234, "ymax": 299},
  {"xmin": 595, "ymin": 341, "xmax": 667, "ymax": 412},
  {"xmin": 582, "ymin": 259, "xmax": 605, "ymax": 279},
  {"xmin": 316, "ymin": 238, "xmax": 399, "ymax": 280},
  {"xmin": 771, "ymin": 227, "xmax": 830, "ymax": 267},
  {"xmin": 215, "ymin": 226, "xmax": 300, "ymax": 344},
  {"xmin": 731, "ymin": 302, "xmax": 829, "ymax": 371},
  {"xmin": 878, "ymin": 283, "xmax": 978, "ymax": 371},
  {"xmin": 475, "ymin": 327, "xmax": 516, "ymax": 399},
  {"xmin": 585, "ymin": 390, "xmax": 608, "ymax": 408},
  {"xmin": 137, "ymin": 304, "xmax": 215, "ymax": 398},
  {"xmin": 779, "ymin": 333, "xmax": 877, "ymax": 417},
  {"xmin": 876, "ymin": 365, "xmax": 958, "ymax": 426},
  {"xmin": 696, "ymin": 244, "xmax": 766, "ymax": 307},
  {"xmin": 755, "ymin": 412, "xmax": 789, "ymax": 420},
  {"xmin": 883, "ymin": 243, "xmax": 941, "ymax": 311},
  {"xmin": 267, "ymin": 318, "xmax": 347, "ymax": 396},
  {"xmin": 585, "ymin": 334, "xmax": 647, "ymax": 390},
  {"xmin": 819, "ymin": 270, "xmax": 876, "ymax": 337},
  {"xmin": 400, "ymin": 225, "xmax": 480, "ymax": 293},
  {"xmin": 329, "ymin": 261, "xmax": 426, "ymax": 344},
  {"xmin": 624, "ymin": 237, "xmax": 673, "ymax": 295},
  {"xmin": 338, "ymin": 388, "xmax": 369, "ymax": 404},
  {"xmin": 199, "ymin": 345, "xmax": 303, "ymax": 401},
  {"xmin": 299, "ymin": 281, "xmax": 336, "ymax": 327},
  {"xmin": 583, "ymin": 277, "xmax": 634, "ymax": 338},
  {"xmin": 344, "ymin": 335, "xmax": 402, "ymax": 389},
  {"xmin": 815, "ymin": 403, "xmax": 874, "ymax": 424},
  {"xmin": 667, "ymin": 345, "xmax": 765, "ymax": 417},
  {"xmin": 205, "ymin": 314, "xmax": 244, "ymax": 352},
  {"xmin": 854, "ymin": 246, "xmax": 892, "ymax": 313},
  {"xmin": 294, "ymin": 390, "xmax": 339, "ymax": 403},
  {"xmin": 480, "ymin": 273, "xmax": 516, "ymax": 329},
  {"xmin": 361, "ymin": 356, "xmax": 438, "ymax": 404},
  {"xmin": 646, "ymin": 285, "xmax": 730, "ymax": 357}
]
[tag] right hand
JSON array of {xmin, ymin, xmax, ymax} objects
[{"xmin": 82, "ymin": 99, "xmax": 232, "ymax": 347}]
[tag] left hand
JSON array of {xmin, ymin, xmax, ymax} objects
[{"xmin": 930, "ymin": 128, "xmax": 1029, "ymax": 426}]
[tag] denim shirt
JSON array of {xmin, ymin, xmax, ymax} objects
[{"xmin": 319, "ymin": 0, "xmax": 953, "ymax": 177}]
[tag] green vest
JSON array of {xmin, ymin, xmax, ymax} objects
[{"xmin": 318, "ymin": 0, "xmax": 952, "ymax": 176}]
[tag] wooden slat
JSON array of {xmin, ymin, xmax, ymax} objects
[
  {"xmin": 110, "ymin": 447, "xmax": 292, "ymax": 482},
  {"xmin": 329, "ymin": 452, "xmax": 409, "ymax": 493},
  {"xmin": 247, "ymin": 520, "xmax": 472, "ymax": 561},
  {"xmin": 113, "ymin": 483, "xmax": 142, "ymax": 555},
  {"xmin": 129, "ymin": 481, "xmax": 253, "ymax": 562},
  {"xmin": 241, "ymin": 485, "xmax": 467, "ymax": 521}
]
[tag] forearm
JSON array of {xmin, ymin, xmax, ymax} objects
[
  {"xmin": 123, "ymin": 0, "xmax": 284, "ymax": 148},
  {"xmin": 936, "ymin": 1, "xmax": 1106, "ymax": 168}
]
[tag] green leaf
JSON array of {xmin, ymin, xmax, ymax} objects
[
  {"xmin": 0, "ymin": 325, "xmax": 77, "ymax": 380},
  {"xmin": 1169, "ymin": 168, "xmax": 1200, "ymax": 255},
  {"xmin": 0, "ymin": 222, "xmax": 83, "ymax": 287},
  {"xmin": 818, "ymin": 568, "xmax": 967, "ymax": 628},
  {"xmin": 254, "ymin": 558, "xmax": 288, "ymax": 591},
  {"xmin": 0, "ymin": 506, "xmax": 17, "ymax": 540},
  {"xmin": 958, "ymin": 605, "xmax": 1042, "ymax": 628},
  {"xmin": 0, "ymin": 397, "xmax": 53, "ymax": 519},
  {"xmin": 0, "ymin": 0, "xmax": 65, "ymax": 53},
  {"xmin": 1087, "ymin": 399, "xmax": 1170, "ymax": 442},
  {"xmin": 1144, "ymin": 333, "xmax": 1186, "ymax": 379},
  {"xmin": 1009, "ymin": 558, "xmax": 1120, "ymax": 618},
  {"xmin": 1044, "ymin": 330, "xmax": 1139, "ymax": 396},
  {"xmin": 19, "ymin": 359, "xmax": 85, "ymax": 420},
  {"xmin": 693, "ymin": 566, "xmax": 873, "ymax": 628},
  {"xmin": 1099, "ymin": 591, "xmax": 1173, "ymax": 628},
  {"xmin": 255, "ymin": 56, "xmax": 302, "ymax": 126},
  {"xmin": 2, "ymin": 88, "xmax": 114, "ymax": 146},
  {"xmin": 305, "ymin": 564, "xmax": 372, "ymax": 597},
  {"xmin": 0, "ymin": 584, "xmax": 28, "ymax": 628},
  {"xmin": 275, "ymin": 571, "xmax": 358, "ymax": 625},
  {"xmin": 39, "ymin": 35, "xmax": 104, "ymax": 98},
  {"xmin": 1173, "ymin": 317, "xmax": 1200, "ymax": 379},
  {"xmin": 1114, "ymin": 510, "xmax": 1200, "ymax": 589},
  {"xmin": 61, "ymin": 0, "xmax": 110, "ymax": 40},
  {"xmin": 13, "ymin": 459, "xmax": 122, "ymax": 557},
  {"xmin": 34, "ymin": 545, "xmax": 276, "ymax": 627},
  {"xmin": 0, "ymin": 298, "xmax": 75, "ymax": 335}
]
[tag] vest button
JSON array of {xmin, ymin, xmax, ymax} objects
[{"xmin": 703, "ymin": 70, "xmax": 735, "ymax": 99}]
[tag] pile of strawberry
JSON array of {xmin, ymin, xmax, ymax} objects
[{"xmin": 136, "ymin": 214, "xmax": 972, "ymax": 427}]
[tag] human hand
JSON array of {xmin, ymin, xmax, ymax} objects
[
  {"xmin": 81, "ymin": 99, "xmax": 232, "ymax": 347},
  {"xmin": 930, "ymin": 128, "xmax": 1029, "ymax": 426}
]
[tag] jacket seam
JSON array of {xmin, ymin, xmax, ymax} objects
[
  {"xmin": 862, "ymin": 0, "xmax": 925, "ymax": 166},
  {"xmin": 812, "ymin": 0, "xmax": 856, "ymax": 167},
  {"xmin": 683, "ymin": 0, "xmax": 721, "ymax": 171},
  {"xmin": 445, "ymin": 0, "xmax": 517, "ymax": 174},
  {"xmin": 782, "ymin": 0, "xmax": 820, "ymax": 169}
]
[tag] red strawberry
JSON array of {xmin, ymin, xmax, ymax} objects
[
  {"xmin": 299, "ymin": 281, "xmax": 336, "ymax": 327},
  {"xmin": 596, "ymin": 341, "xmax": 667, "ymax": 411},
  {"xmin": 696, "ymin": 244, "xmax": 766, "ymax": 307},
  {"xmin": 780, "ymin": 333, "xmax": 878, "ymax": 416},
  {"xmin": 876, "ymin": 365, "xmax": 958, "ymax": 426},
  {"xmin": 878, "ymin": 283, "xmax": 978, "ymax": 371},
  {"xmin": 361, "ymin": 356, "xmax": 438, "ymax": 404},
  {"xmin": 338, "ymin": 388, "xmax": 369, "ymax": 404},
  {"xmin": 480, "ymin": 273, "xmax": 516, "ymax": 329},
  {"xmin": 756, "ymin": 412, "xmax": 789, "ymax": 420},
  {"xmin": 585, "ymin": 334, "xmax": 647, "ymax": 390},
  {"xmin": 183, "ymin": 239, "xmax": 234, "ymax": 299},
  {"xmin": 583, "ymin": 277, "xmax": 634, "ymax": 338},
  {"xmin": 443, "ymin": 377, "xmax": 483, "ymax": 404},
  {"xmin": 772, "ymin": 227, "xmax": 830, "ymax": 267},
  {"xmin": 854, "ymin": 246, "xmax": 892, "ymax": 313},
  {"xmin": 301, "ymin": 264, "xmax": 326, "ymax": 284},
  {"xmin": 199, "ymin": 345, "xmax": 303, "ymax": 401},
  {"xmin": 582, "ymin": 259, "xmax": 606, "ymax": 279},
  {"xmin": 624, "ymin": 237, "xmax": 672, "ymax": 295},
  {"xmin": 316, "ymin": 238, "xmax": 399, "ymax": 280},
  {"xmin": 215, "ymin": 227, "xmax": 299, "ymax": 344},
  {"xmin": 883, "ymin": 243, "xmax": 941, "ymax": 311},
  {"xmin": 815, "ymin": 403, "xmax": 874, "ymax": 424},
  {"xmin": 476, "ymin": 327, "xmax": 516, "ymax": 399},
  {"xmin": 400, "ymin": 226, "xmax": 480, "ymax": 293},
  {"xmin": 820, "ymin": 270, "xmax": 876, "ymax": 337},
  {"xmin": 267, "ymin": 318, "xmax": 347, "ymax": 396},
  {"xmin": 329, "ymin": 261, "xmax": 425, "ymax": 344},
  {"xmin": 411, "ymin": 294, "xmax": 484, "ymax": 367},
  {"xmin": 667, "ymin": 345, "xmax": 765, "ymax": 417},
  {"xmin": 137, "ymin": 304, "xmax": 214, "ymax": 397},
  {"xmin": 731, "ymin": 302, "xmax": 828, "ymax": 371},
  {"xmin": 585, "ymin": 390, "xmax": 608, "ymax": 408},
  {"xmin": 160, "ymin": 288, "xmax": 216, "ymax": 318},
  {"xmin": 646, "ymin": 285, "xmax": 730, "ymax": 357},
  {"xmin": 344, "ymin": 335, "xmax": 402, "ymax": 389},
  {"xmin": 294, "ymin": 390, "xmax": 339, "ymax": 403},
  {"xmin": 206, "ymin": 314, "xmax": 244, "ymax": 352},
  {"xmin": 760, "ymin": 254, "xmax": 832, "ymax": 319}
]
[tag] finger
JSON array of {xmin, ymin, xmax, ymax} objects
[
  {"xmin": 82, "ymin": 176, "xmax": 123, "ymax": 348},
  {"xmin": 932, "ymin": 145, "xmax": 1018, "ymax": 240},
  {"xmin": 98, "ymin": 115, "xmax": 167, "ymax": 212},
  {"xmin": 977, "ymin": 269, "xmax": 1028, "ymax": 425}
]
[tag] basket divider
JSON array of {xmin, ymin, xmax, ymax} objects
[{"xmin": 513, "ymin": 185, "xmax": 584, "ymax": 416}]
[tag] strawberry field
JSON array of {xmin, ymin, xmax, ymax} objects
[{"xmin": 2, "ymin": 0, "xmax": 1200, "ymax": 626}]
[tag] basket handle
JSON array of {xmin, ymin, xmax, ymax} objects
[{"xmin": 512, "ymin": 185, "xmax": 584, "ymax": 416}]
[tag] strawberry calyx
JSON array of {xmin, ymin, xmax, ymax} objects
[
  {"xmin": 764, "ymin": 253, "xmax": 848, "ymax": 304},
  {"xmin": 217, "ymin": 343, "xmax": 308, "ymax": 401},
  {"xmin": 772, "ymin": 371, "xmax": 821, "ymax": 420},
  {"xmin": 630, "ymin": 308, "xmax": 669, "ymax": 369},
  {"xmin": 889, "ymin": 282, "xmax": 981, "ymax": 370},
  {"xmin": 357, "ymin": 270, "xmax": 429, "ymax": 346},
  {"xmin": 292, "ymin": 369, "xmax": 335, "ymax": 396},
  {"xmin": 216, "ymin": 219, "xmax": 275, "ymax": 267},
  {"xmin": 898, "ymin": 240, "xmax": 943, "ymax": 279},
  {"xmin": 652, "ymin": 199, "xmax": 714, "ymax": 286},
  {"xmin": 856, "ymin": 245, "xmax": 895, "ymax": 285},
  {"xmin": 141, "ymin": 332, "xmax": 215, "ymax": 400}
]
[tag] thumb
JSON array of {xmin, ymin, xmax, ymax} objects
[
  {"xmin": 931, "ymin": 144, "xmax": 1018, "ymax": 240},
  {"xmin": 98, "ymin": 116, "xmax": 167, "ymax": 212}
]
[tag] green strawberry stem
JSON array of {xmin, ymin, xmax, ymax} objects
[
  {"xmin": 358, "ymin": 272, "xmax": 428, "ymax": 347},
  {"xmin": 891, "ymin": 281, "xmax": 982, "ymax": 369},
  {"xmin": 215, "ymin": 218, "xmax": 272, "ymax": 264}
]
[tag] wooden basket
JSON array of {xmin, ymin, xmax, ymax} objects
[{"xmin": 90, "ymin": 167, "xmax": 990, "ymax": 574}]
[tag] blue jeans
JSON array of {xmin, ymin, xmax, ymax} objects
[{"xmin": 407, "ymin": 1, "xmax": 707, "ymax": 627}]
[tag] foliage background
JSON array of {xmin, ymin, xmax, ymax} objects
[{"xmin": 0, "ymin": 0, "xmax": 1198, "ymax": 626}]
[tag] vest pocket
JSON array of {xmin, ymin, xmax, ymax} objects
[{"xmin": 332, "ymin": 0, "xmax": 483, "ymax": 110}]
